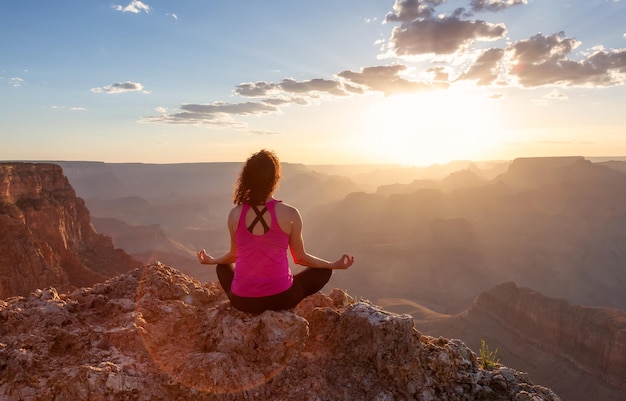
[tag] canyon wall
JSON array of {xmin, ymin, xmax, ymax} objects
[
  {"xmin": 0, "ymin": 163, "xmax": 141, "ymax": 299},
  {"xmin": 469, "ymin": 282, "xmax": 626, "ymax": 391}
]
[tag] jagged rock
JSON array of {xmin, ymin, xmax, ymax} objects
[
  {"xmin": 0, "ymin": 163, "xmax": 141, "ymax": 298},
  {"xmin": 0, "ymin": 263, "xmax": 560, "ymax": 401}
]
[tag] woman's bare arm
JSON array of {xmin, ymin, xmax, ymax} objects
[
  {"xmin": 288, "ymin": 206, "xmax": 354, "ymax": 269},
  {"xmin": 197, "ymin": 207, "xmax": 239, "ymax": 265}
]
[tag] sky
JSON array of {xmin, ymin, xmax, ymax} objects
[{"xmin": 2, "ymin": 0, "xmax": 626, "ymax": 166}]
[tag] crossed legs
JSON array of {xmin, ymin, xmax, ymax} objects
[{"xmin": 216, "ymin": 264, "xmax": 332, "ymax": 313}]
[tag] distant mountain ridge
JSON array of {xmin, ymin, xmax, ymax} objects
[{"xmin": 306, "ymin": 156, "xmax": 626, "ymax": 312}]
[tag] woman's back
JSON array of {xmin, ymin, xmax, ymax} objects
[
  {"xmin": 238, "ymin": 200, "xmax": 295, "ymax": 237},
  {"xmin": 232, "ymin": 199, "xmax": 292, "ymax": 297}
]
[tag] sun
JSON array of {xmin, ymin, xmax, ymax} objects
[{"xmin": 355, "ymin": 89, "xmax": 506, "ymax": 166}]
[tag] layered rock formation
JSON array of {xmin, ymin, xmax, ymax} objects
[
  {"xmin": 0, "ymin": 163, "xmax": 141, "ymax": 299},
  {"xmin": 0, "ymin": 263, "xmax": 560, "ymax": 401},
  {"xmin": 470, "ymin": 282, "xmax": 626, "ymax": 392},
  {"xmin": 412, "ymin": 282, "xmax": 626, "ymax": 401}
]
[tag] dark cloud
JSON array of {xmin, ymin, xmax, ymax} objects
[
  {"xmin": 139, "ymin": 101, "xmax": 277, "ymax": 127},
  {"xmin": 511, "ymin": 32, "xmax": 578, "ymax": 65},
  {"xmin": 180, "ymin": 101, "xmax": 276, "ymax": 116},
  {"xmin": 235, "ymin": 81, "xmax": 277, "ymax": 97},
  {"xmin": 280, "ymin": 78, "xmax": 348, "ymax": 96},
  {"xmin": 261, "ymin": 98, "xmax": 292, "ymax": 106},
  {"xmin": 338, "ymin": 64, "xmax": 448, "ymax": 96},
  {"xmin": 389, "ymin": 16, "xmax": 506, "ymax": 56},
  {"xmin": 509, "ymin": 33, "xmax": 626, "ymax": 87},
  {"xmin": 235, "ymin": 78, "xmax": 350, "ymax": 98},
  {"xmin": 458, "ymin": 48, "xmax": 505, "ymax": 85},
  {"xmin": 470, "ymin": 0, "xmax": 528, "ymax": 13}
]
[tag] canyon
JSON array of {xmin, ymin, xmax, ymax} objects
[{"xmin": 1, "ymin": 159, "xmax": 625, "ymax": 400}]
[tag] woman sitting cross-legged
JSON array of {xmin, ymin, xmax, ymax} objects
[{"xmin": 197, "ymin": 149, "xmax": 355, "ymax": 314}]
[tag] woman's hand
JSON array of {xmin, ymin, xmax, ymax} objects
[
  {"xmin": 332, "ymin": 254, "xmax": 355, "ymax": 269},
  {"xmin": 197, "ymin": 249, "xmax": 215, "ymax": 265}
]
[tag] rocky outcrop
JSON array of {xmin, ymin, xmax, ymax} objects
[
  {"xmin": 470, "ymin": 282, "xmax": 626, "ymax": 391},
  {"xmin": 0, "ymin": 263, "xmax": 559, "ymax": 401},
  {"xmin": 0, "ymin": 163, "xmax": 141, "ymax": 299}
]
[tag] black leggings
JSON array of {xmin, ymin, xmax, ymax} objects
[{"xmin": 216, "ymin": 264, "xmax": 332, "ymax": 314}]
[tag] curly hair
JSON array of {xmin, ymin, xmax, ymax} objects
[{"xmin": 233, "ymin": 149, "xmax": 281, "ymax": 205}]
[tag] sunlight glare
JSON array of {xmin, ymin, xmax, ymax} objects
[{"xmin": 356, "ymin": 90, "xmax": 505, "ymax": 166}]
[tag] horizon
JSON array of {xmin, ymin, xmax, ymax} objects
[
  {"xmin": 2, "ymin": 1, "xmax": 626, "ymax": 166},
  {"xmin": 3, "ymin": 154, "xmax": 626, "ymax": 167}
]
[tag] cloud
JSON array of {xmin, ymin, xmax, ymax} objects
[
  {"xmin": 140, "ymin": 101, "xmax": 279, "ymax": 127},
  {"xmin": 470, "ymin": 0, "xmax": 528, "ymax": 13},
  {"xmin": 114, "ymin": 0, "xmax": 150, "ymax": 14},
  {"xmin": 338, "ymin": 64, "xmax": 448, "ymax": 95},
  {"xmin": 180, "ymin": 102, "xmax": 277, "ymax": 116},
  {"xmin": 51, "ymin": 105, "xmax": 86, "ymax": 111},
  {"xmin": 167, "ymin": 13, "xmax": 178, "ymax": 20},
  {"xmin": 384, "ymin": 0, "xmax": 441, "ymax": 22},
  {"xmin": 458, "ymin": 48, "xmax": 505, "ymax": 85},
  {"xmin": 234, "ymin": 78, "xmax": 357, "ymax": 98},
  {"xmin": 235, "ymin": 81, "xmax": 277, "ymax": 97},
  {"xmin": 9, "ymin": 77, "xmax": 25, "ymax": 87},
  {"xmin": 455, "ymin": 32, "xmax": 626, "ymax": 88},
  {"xmin": 140, "ymin": 112, "xmax": 246, "ymax": 128},
  {"xmin": 142, "ymin": 0, "xmax": 626, "ymax": 129},
  {"xmin": 91, "ymin": 81, "xmax": 148, "ymax": 94},
  {"xmin": 279, "ymin": 78, "xmax": 349, "ymax": 96},
  {"xmin": 143, "ymin": 64, "xmax": 453, "ymax": 126},
  {"xmin": 388, "ymin": 15, "xmax": 506, "ymax": 56},
  {"xmin": 509, "ymin": 32, "xmax": 626, "ymax": 87}
]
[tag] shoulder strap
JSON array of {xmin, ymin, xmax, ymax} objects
[{"xmin": 247, "ymin": 205, "xmax": 269, "ymax": 234}]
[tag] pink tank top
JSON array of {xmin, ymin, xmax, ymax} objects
[{"xmin": 231, "ymin": 199, "xmax": 293, "ymax": 297}]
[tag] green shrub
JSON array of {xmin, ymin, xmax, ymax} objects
[{"xmin": 479, "ymin": 339, "xmax": 500, "ymax": 370}]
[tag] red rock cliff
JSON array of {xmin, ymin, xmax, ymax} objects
[
  {"xmin": 470, "ymin": 282, "xmax": 626, "ymax": 390},
  {"xmin": 0, "ymin": 163, "xmax": 141, "ymax": 299}
]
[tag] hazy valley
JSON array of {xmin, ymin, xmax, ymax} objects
[{"xmin": 55, "ymin": 157, "xmax": 626, "ymax": 311}]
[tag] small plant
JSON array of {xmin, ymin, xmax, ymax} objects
[{"xmin": 479, "ymin": 339, "xmax": 500, "ymax": 370}]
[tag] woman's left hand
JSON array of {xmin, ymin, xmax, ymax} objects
[
  {"xmin": 332, "ymin": 254, "xmax": 355, "ymax": 269},
  {"xmin": 197, "ymin": 249, "xmax": 215, "ymax": 265}
]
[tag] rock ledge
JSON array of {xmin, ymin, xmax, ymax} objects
[{"xmin": 0, "ymin": 263, "xmax": 560, "ymax": 401}]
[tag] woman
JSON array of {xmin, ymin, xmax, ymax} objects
[{"xmin": 197, "ymin": 149, "xmax": 355, "ymax": 313}]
